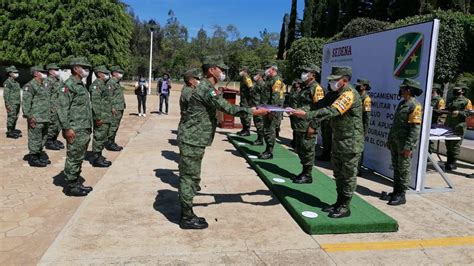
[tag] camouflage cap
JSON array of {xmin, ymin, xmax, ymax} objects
[
  {"xmin": 69, "ymin": 57, "xmax": 91, "ymax": 67},
  {"xmin": 300, "ymin": 63, "xmax": 321, "ymax": 74},
  {"xmin": 93, "ymin": 65, "xmax": 110, "ymax": 74},
  {"xmin": 5, "ymin": 65, "xmax": 18, "ymax": 73},
  {"xmin": 183, "ymin": 68, "xmax": 201, "ymax": 81},
  {"xmin": 202, "ymin": 55, "xmax": 229, "ymax": 70},
  {"xmin": 30, "ymin": 65, "xmax": 46, "ymax": 74},
  {"xmin": 254, "ymin": 69, "xmax": 265, "ymax": 76},
  {"xmin": 355, "ymin": 78, "xmax": 371, "ymax": 91},
  {"xmin": 46, "ymin": 63, "xmax": 60, "ymax": 70},
  {"xmin": 453, "ymin": 83, "xmax": 469, "ymax": 92},
  {"xmin": 292, "ymin": 78, "xmax": 303, "ymax": 85},
  {"xmin": 264, "ymin": 61, "xmax": 278, "ymax": 69},
  {"xmin": 109, "ymin": 65, "xmax": 124, "ymax": 73},
  {"xmin": 400, "ymin": 78, "xmax": 423, "ymax": 96},
  {"xmin": 239, "ymin": 66, "xmax": 249, "ymax": 72},
  {"xmin": 327, "ymin": 66, "xmax": 352, "ymax": 80},
  {"xmin": 432, "ymin": 83, "xmax": 441, "ymax": 89}
]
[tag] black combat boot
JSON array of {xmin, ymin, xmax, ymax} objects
[
  {"xmin": 444, "ymin": 159, "xmax": 457, "ymax": 171},
  {"xmin": 67, "ymin": 182, "xmax": 90, "ymax": 196},
  {"xmin": 39, "ymin": 151, "xmax": 51, "ymax": 165},
  {"xmin": 329, "ymin": 195, "xmax": 352, "ymax": 218},
  {"xmin": 54, "ymin": 139, "xmax": 65, "ymax": 149},
  {"xmin": 91, "ymin": 152, "xmax": 111, "ymax": 167},
  {"xmin": 237, "ymin": 126, "xmax": 250, "ymax": 136},
  {"xmin": 106, "ymin": 141, "xmax": 122, "ymax": 151},
  {"xmin": 45, "ymin": 139, "xmax": 61, "ymax": 150},
  {"xmin": 28, "ymin": 154, "xmax": 47, "ymax": 167},
  {"xmin": 13, "ymin": 128, "xmax": 22, "ymax": 135},
  {"xmin": 100, "ymin": 153, "xmax": 112, "ymax": 166},
  {"xmin": 252, "ymin": 134, "xmax": 264, "ymax": 146},
  {"xmin": 293, "ymin": 166, "xmax": 313, "ymax": 184},
  {"xmin": 6, "ymin": 131, "xmax": 19, "ymax": 139},
  {"xmin": 258, "ymin": 146, "xmax": 273, "ymax": 160},
  {"xmin": 322, "ymin": 193, "xmax": 342, "ymax": 213},
  {"xmin": 388, "ymin": 192, "xmax": 406, "ymax": 206},
  {"xmin": 180, "ymin": 208, "xmax": 208, "ymax": 230}
]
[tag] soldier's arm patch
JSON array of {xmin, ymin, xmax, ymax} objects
[
  {"xmin": 438, "ymin": 98, "xmax": 445, "ymax": 110},
  {"xmin": 331, "ymin": 90, "xmax": 355, "ymax": 115},
  {"xmin": 272, "ymin": 79, "xmax": 283, "ymax": 92},
  {"xmin": 466, "ymin": 100, "xmax": 473, "ymax": 111},
  {"xmin": 312, "ymin": 85, "xmax": 325, "ymax": 103},
  {"xmin": 62, "ymin": 86, "xmax": 69, "ymax": 93},
  {"xmin": 408, "ymin": 104, "xmax": 422, "ymax": 124},
  {"xmin": 23, "ymin": 85, "xmax": 29, "ymax": 92},
  {"xmin": 363, "ymin": 97, "xmax": 372, "ymax": 112},
  {"xmin": 209, "ymin": 88, "xmax": 219, "ymax": 97},
  {"xmin": 245, "ymin": 77, "xmax": 253, "ymax": 88}
]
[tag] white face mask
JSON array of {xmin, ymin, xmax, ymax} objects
[
  {"xmin": 52, "ymin": 70, "xmax": 60, "ymax": 78},
  {"xmin": 239, "ymin": 71, "xmax": 245, "ymax": 77},
  {"xmin": 219, "ymin": 72, "xmax": 226, "ymax": 81},
  {"xmin": 301, "ymin": 72, "xmax": 309, "ymax": 82},
  {"xmin": 329, "ymin": 80, "xmax": 342, "ymax": 91},
  {"xmin": 103, "ymin": 74, "xmax": 110, "ymax": 80},
  {"xmin": 253, "ymin": 75, "xmax": 259, "ymax": 82},
  {"xmin": 265, "ymin": 69, "xmax": 271, "ymax": 77},
  {"xmin": 80, "ymin": 69, "xmax": 89, "ymax": 78},
  {"xmin": 40, "ymin": 73, "xmax": 47, "ymax": 79},
  {"xmin": 195, "ymin": 80, "xmax": 200, "ymax": 86},
  {"xmin": 12, "ymin": 73, "xmax": 19, "ymax": 79},
  {"xmin": 116, "ymin": 73, "xmax": 123, "ymax": 79}
]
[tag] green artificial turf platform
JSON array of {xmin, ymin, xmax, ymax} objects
[{"xmin": 228, "ymin": 133, "xmax": 398, "ymax": 235}]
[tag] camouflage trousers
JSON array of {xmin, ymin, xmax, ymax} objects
[
  {"xmin": 108, "ymin": 110, "xmax": 123, "ymax": 143},
  {"xmin": 253, "ymin": 115, "xmax": 264, "ymax": 139},
  {"xmin": 240, "ymin": 103, "xmax": 252, "ymax": 129},
  {"xmin": 64, "ymin": 129, "xmax": 91, "ymax": 182},
  {"xmin": 28, "ymin": 122, "xmax": 49, "ymax": 154},
  {"xmin": 178, "ymin": 142, "xmax": 206, "ymax": 215},
  {"xmin": 294, "ymin": 131, "xmax": 316, "ymax": 170},
  {"xmin": 389, "ymin": 141, "xmax": 412, "ymax": 193},
  {"xmin": 47, "ymin": 109, "xmax": 61, "ymax": 141},
  {"xmin": 263, "ymin": 112, "xmax": 282, "ymax": 149},
  {"xmin": 445, "ymin": 125, "xmax": 466, "ymax": 162},
  {"xmin": 6, "ymin": 103, "xmax": 20, "ymax": 131},
  {"xmin": 332, "ymin": 152, "xmax": 361, "ymax": 197},
  {"xmin": 321, "ymin": 120, "xmax": 332, "ymax": 156},
  {"xmin": 92, "ymin": 123, "xmax": 110, "ymax": 153}
]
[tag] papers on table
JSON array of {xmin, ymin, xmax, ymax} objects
[
  {"xmin": 430, "ymin": 128, "xmax": 450, "ymax": 136},
  {"xmin": 258, "ymin": 105, "xmax": 295, "ymax": 112}
]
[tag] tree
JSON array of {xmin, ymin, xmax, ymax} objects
[
  {"xmin": 331, "ymin": 17, "xmax": 389, "ymax": 41},
  {"xmin": 277, "ymin": 14, "xmax": 289, "ymax": 59},
  {"xmin": 301, "ymin": 0, "xmax": 315, "ymax": 37},
  {"xmin": 286, "ymin": 37, "xmax": 328, "ymax": 82},
  {"xmin": 0, "ymin": 0, "xmax": 133, "ymax": 67},
  {"xmin": 286, "ymin": 0, "xmax": 298, "ymax": 50}
]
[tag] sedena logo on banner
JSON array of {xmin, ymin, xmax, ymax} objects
[{"xmin": 321, "ymin": 21, "xmax": 439, "ymax": 191}]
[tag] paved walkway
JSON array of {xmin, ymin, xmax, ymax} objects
[{"xmin": 1, "ymin": 91, "xmax": 474, "ymax": 265}]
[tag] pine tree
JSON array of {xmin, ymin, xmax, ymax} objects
[{"xmin": 286, "ymin": 0, "xmax": 298, "ymax": 50}]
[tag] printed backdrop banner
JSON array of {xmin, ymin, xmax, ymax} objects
[{"xmin": 321, "ymin": 20, "xmax": 439, "ymax": 191}]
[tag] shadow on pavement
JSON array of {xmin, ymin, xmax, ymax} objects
[
  {"xmin": 52, "ymin": 171, "xmax": 86, "ymax": 196},
  {"xmin": 255, "ymin": 161, "xmax": 296, "ymax": 180},
  {"xmin": 153, "ymin": 189, "xmax": 180, "ymax": 225},
  {"xmin": 161, "ymin": 150, "xmax": 179, "ymax": 163},
  {"xmin": 128, "ymin": 113, "xmax": 139, "ymax": 116},
  {"xmin": 194, "ymin": 189, "xmax": 279, "ymax": 207},
  {"xmin": 168, "ymin": 139, "xmax": 178, "ymax": 146},
  {"xmin": 272, "ymin": 184, "xmax": 330, "ymax": 209},
  {"xmin": 153, "ymin": 168, "xmax": 179, "ymax": 189}
]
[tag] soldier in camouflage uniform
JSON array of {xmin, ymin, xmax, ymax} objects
[
  {"xmin": 44, "ymin": 63, "xmax": 65, "ymax": 150},
  {"xmin": 288, "ymin": 79, "xmax": 302, "ymax": 148},
  {"xmin": 237, "ymin": 66, "xmax": 253, "ymax": 136},
  {"xmin": 292, "ymin": 66, "xmax": 362, "ymax": 218},
  {"xmin": 90, "ymin": 66, "xmax": 113, "ymax": 168},
  {"xmin": 177, "ymin": 55, "xmax": 268, "ymax": 230},
  {"xmin": 179, "ymin": 68, "xmax": 201, "ymax": 117},
  {"xmin": 292, "ymin": 64, "xmax": 325, "ymax": 184},
  {"xmin": 250, "ymin": 69, "xmax": 266, "ymax": 145},
  {"xmin": 57, "ymin": 57, "xmax": 94, "ymax": 196},
  {"xmin": 3, "ymin": 65, "xmax": 22, "ymax": 139},
  {"xmin": 385, "ymin": 78, "xmax": 423, "ymax": 205},
  {"xmin": 259, "ymin": 63, "xmax": 285, "ymax": 160},
  {"xmin": 106, "ymin": 66, "xmax": 126, "ymax": 151},
  {"xmin": 355, "ymin": 78, "xmax": 371, "ymax": 176},
  {"xmin": 22, "ymin": 66, "xmax": 51, "ymax": 167},
  {"xmin": 428, "ymin": 83, "xmax": 445, "ymax": 153},
  {"xmin": 444, "ymin": 84, "xmax": 472, "ymax": 170}
]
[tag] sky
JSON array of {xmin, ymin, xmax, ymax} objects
[{"xmin": 123, "ymin": 0, "xmax": 304, "ymax": 39}]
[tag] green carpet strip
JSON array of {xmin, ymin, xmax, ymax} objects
[{"xmin": 228, "ymin": 134, "xmax": 398, "ymax": 235}]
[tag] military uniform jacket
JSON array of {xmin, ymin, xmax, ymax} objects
[
  {"xmin": 387, "ymin": 97, "xmax": 422, "ymax": 151},
  {"xmin": 179, "ymin": 85, "xmax": 194, "ymax": 117},
  {"xmin": 293, "ymin": 81, "xmax": 324, "ymax": 132},
  {"xmin": 262, "ymin": 75, "xmax": 285, "ymax": 106},
  {"xmin": 22, "ymin": 79, "xmax": 51, "ymax": 123},
  {"xmin": 445, "ymin": 95, "xmax": 473, "ymax": 135},
  {"xmin": 307, "ymin": 84, "xmax": 364, "ymax": 154},
  {"xmin": 250, "ymin": 79, "xmax": 265, "ymax": 107},
  {"xmin": 430, "ymin": 95, "xmax": 445, "ymax": 124},
  {"xmin": 177, "ymin": 78, "xmax": 251, "ymax": 147},
  {"xmin": 90, "ymin": 78, "xmax": 113, "ymax": 123},
  {"xmin": 361, "ymin": 93, "xmax": 372, "ymax": 136},
  {"xmin": 108, "ymin": 78, "xmax": 126, "ymax": 111},
  {"xmin": 57, "ymin": 76, "xmax": 92, "ymax": 131},
  {"xmin": 3, "ymin": 77, "xmax": 21, "ymax": 106},
  {"xmin": 239, "ymin": 76, "xmax": 253, "ymax": 106},
  {"xmin": 44, "ymin": 76, "xmax": 63, "ymax": 111}
]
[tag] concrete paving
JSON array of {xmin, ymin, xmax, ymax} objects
[{"xmin": 1, "ymin": 86, "xmax": 473, "ymax": 265}]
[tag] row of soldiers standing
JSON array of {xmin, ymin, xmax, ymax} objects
[{"xmin": 2, "ymin": 57, "xmax": 126, "ymax": 196}]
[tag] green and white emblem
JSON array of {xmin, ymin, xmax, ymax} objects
[{"xmin": 393, "ymin": 32, "xmax": 423, "ymax": 79}]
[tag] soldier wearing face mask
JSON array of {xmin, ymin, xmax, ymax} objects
[
  {"xmin": 179, "ymin": 68, "xmax": 201, "ymax": 117},
  {"xmin": 106, "ymin": 65, "xmax": 126, "ymax": 152},
  {"xmin": 237, "ymin": 66, "xmax": 253, "ymax": 136},
  {"xmin": 250, "ymin": 69, "xmax": 266, "ymax": 145},
  {"xmin": 291, "ymin": 66, "xmax": 363, "ymax": 218},
  {"xmin": 3, "ymin": 65, "xmax": 22, "ymax": 139},
  {"xmin": 57, "ymin": 57, "xmax": 94, "ymax": 196},
  {"xmin": 259, "ymin": 63, "xmax": 285, "ymax": 160},
  {"xmin": 89, "ymin": 66, "xmax": 113, "ymax": 168},
  {"xmin": 292, "ymin": 64, "xmax": 324, "ymax": 184},
  {"xmin": 22, "ymin": 66, "xmax": 51, "ymax": 167},
  {"xmin": 44, "ymin": 63, "xmax": 65, "ymax": 150}
]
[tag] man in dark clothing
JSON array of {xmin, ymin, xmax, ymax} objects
[{"xmin": 158, "ymin": 73, "xmax": 171, "ymax": 114}]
